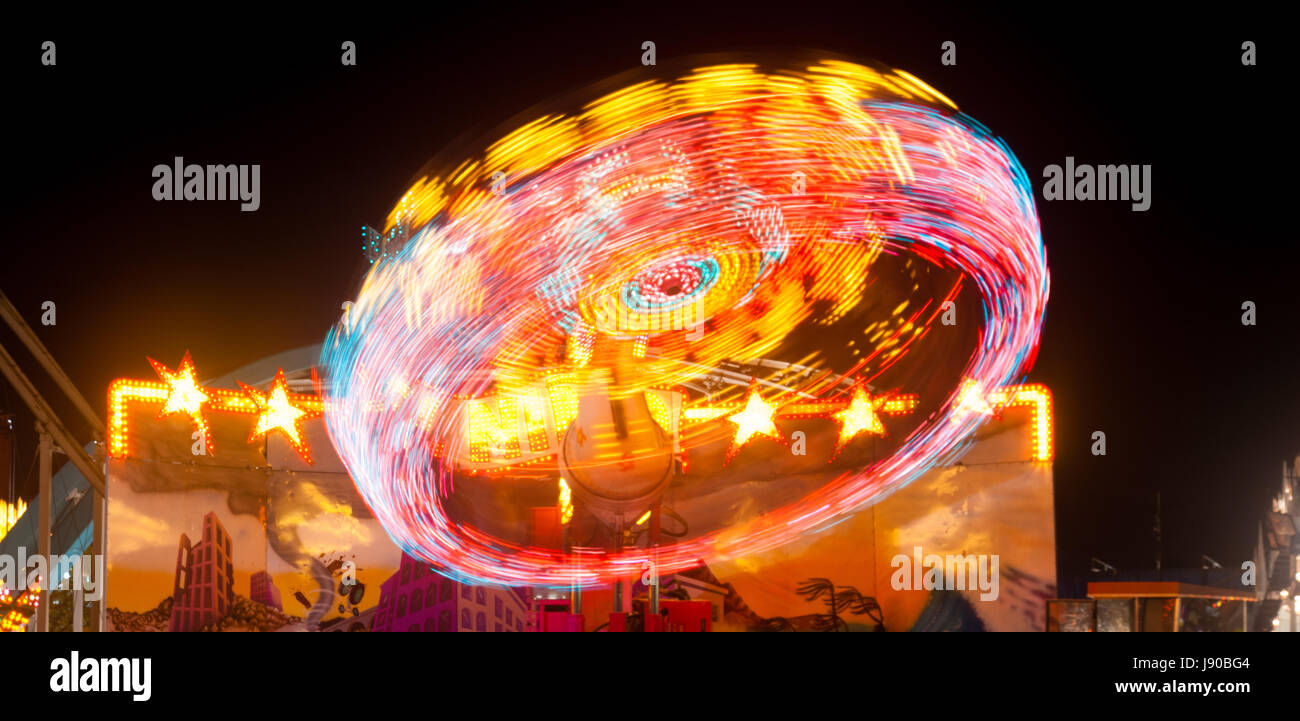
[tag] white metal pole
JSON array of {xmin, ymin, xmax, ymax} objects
[
  {"xmin": 36, "ymin": 425, "xmax": 51, "ymax": 633},
  {"xmin": 94, "ymin": 486, "xmax": 106, "ymax": 632},
  {"xmin": 73, "ymin": 586, "xmax": 84, "ymax": 632}
]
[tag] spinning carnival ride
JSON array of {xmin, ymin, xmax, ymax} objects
[{"xmin": 320, "ymin": 58, "xmax": 1050, "ymax": 604}]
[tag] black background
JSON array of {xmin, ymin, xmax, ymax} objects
[
  {"xmin": 10, "ymin": 630, "xmax": 1291, "ymax": 705},
  {"xmin": 1, "ymin": 4, "xmax": 1290, "ymax": 597}
]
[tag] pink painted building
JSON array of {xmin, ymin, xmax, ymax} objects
[
  {"xmin": 371, "ymin": 552, "xmax": 530, "ymax": 632},
  {"xmin": 250, "ymin": 570, "xmax": 283, "ymax": 612},
  {"xmin": 169, "ymin": 512, "xmax": 235, "ymax": 632}
]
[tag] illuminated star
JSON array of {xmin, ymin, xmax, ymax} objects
[
  {"xmin": 952, "ymin": 378, "xmax": 996, "ymax": 418},
  {"xmin": 833, "ymin": 387, "xmax": 886, "ymax": 446},
  {"xmin": 148, "ymin": 351, "xmax": 213, "ymax": 454},
  {"xmin": 239, "ymin": 368, "xmax": 320, "ymax": 464},
  {"xmin": 727, "ymin": 385, "xmax": 780, "ymax": 451}
]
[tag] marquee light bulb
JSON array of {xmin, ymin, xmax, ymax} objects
[
  {"xmin": 149, "ymin": 351, "xmax": 214, "ymax": 454},
  {"xmin": 240, "ymin": 368, "xmax": 320, "ymax": 465},
  {"xmin": 833, "ymin": 387, "xmax": 887, "ymax": 447},
  {"xmin": 727, "ymin": 386, "xmax": 781, "ymax": 452}
]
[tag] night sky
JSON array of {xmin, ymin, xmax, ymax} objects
[{"xmin": 2, "ymin": 6, "xmax": 1290, "ymax": 594}]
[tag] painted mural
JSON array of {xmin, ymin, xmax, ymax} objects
[{"xmin": 103, "ymin": 353, "xmax": 1053, "ymax": 631}]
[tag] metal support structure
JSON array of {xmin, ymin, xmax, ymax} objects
[
  {"xmin": 0, "ymin": 291, "xmax": 103, "ymax": 434},
  {"xmin": 571, "ymin": 583, "xmax": 582, "ymax": 615},
  {"xmin": 564, "ymin": 525, "xmax": 581, "ymax": 616},
  {"xmin": 0, "ymin": 290, "xmax": 109, "ymax": 632},
  {"xmin": 73, "ymin": 586, "xmax": 84, "ymax": 632},
  {"xmin": 0, "ymin": 340, "xmax": 104, "ymax": 497},
  {"xmin": 92, "ymin": 488, "xmax": 105, "ymax": 631},
  {"xmin": 650, "ymin": 503, "xmax": 661, "ymax": 616},
  {"xmin": 613, "ymin": 512, "xmax": 623, "ymax": 613},
  {"xmin": 35, "ymin": 426, "xmax": 51, "ymax": 633}
]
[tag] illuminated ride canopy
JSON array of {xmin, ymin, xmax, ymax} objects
[{"xmin": 321, "ymin": 58, "xmax": 1049, "ymax": 587}]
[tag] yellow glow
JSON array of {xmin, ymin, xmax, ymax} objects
[
  {"xmin": 683, "ymin": 406, "xmax": 731, "ymax": 422},
  {"xmin": 953, "ymin": 378, "xmax": 995, "ymax": 418},
  {"xmin": 728, "ymin": 388, "xmax": 780, "ymax": 448},
  {"xmin": 566, "ymin": 326, "xmax": 595, "ymax": 367},
  {"xmin": 159, "ymin": 367, "xmax": 208, "ymax": 417},
  {"xmin": 645, "ymin": 392, "xmax": 672, "ymax": 430},
  {"xmin": 546, "ymin": 374, "xmax": 579, "ymax": 435},
  {"xmin": 466, "ymin": 397, "xmax": 521, "ymax": 463},
  {"xmin": 109, "ymin": 356, "xmax": 324, "ymax": 461},
  {"xmin": 149, "ymin": 352, "xmax": 212, "ymax": 452},
  {"xmin": 240, "ymin": 368, "xmax": 321, "ymax": 464},
  {"xmin": 988, "ymin": 384, "xmax": 1054, "ymax": 462},
  {"xmin": 256, "ymin": 383, "xmax": 305, "ymax": 444},
  {"xmin": 558, "ymin": 477, "xmax": 574, "ymax": 525},
  {"xmin": 0, "ymin": 579, "xmax": 39, "ymax": 632},
  {"xmin": 892, "ymin": 69, "xmax": 958, "ymax": 110},
  {"xmin": 522, "ymin": 395, "xmax": 549, "ymax": 453},
  {"xmin": 879, "ymin": 395, "xmax": 919, "ymax": 414},
  {"xmin": 833, "ymin": 388, "xmax": 886, "ymax": 445},
  {"xmin": 0, "ymin": 498, "xmax": 26, "ymax": 543}
]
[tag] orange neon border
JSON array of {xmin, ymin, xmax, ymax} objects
[
  {"xmin": 108, "ymin": 377, "xmax": 324, "ymax": 459},
  {"xmin": 988, "ymin": 383, "xmax": 1054, "ymax": 462},
  {"xmin": 108, "ymin": 371, "xmax": 1051, "ymax": 464},
  {"xmin": 682, "ymin": 393, "xmax": 920, "ymax": 423},
  {"xmin": 681, "ymin": 385, "xmax": 1052, "ymax": 462}
]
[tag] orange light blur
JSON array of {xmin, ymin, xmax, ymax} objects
[
  {"xmin": 832, "ymin": 387, "xmax": 887, "ymax": 446},
  {"xmin": 1, "ymin": 498, "xmax": 27, "ymax": 544},
  {"xmin": 557, "ymin": 477, "xmax": 574, "ymax": 525},
  {"xmin": 109, "ymin": 357, "xmax": 324, "ymax": 463},
  {"xmin": 988, "ymin": 383, "xmax": 1054, "ymax": 462},
  {"xmin": 0, "ymin": 580, "xmax": 40, "ymax": 632},
  {"xmin": 148, "ymin": 351, "xmax": 214, "ymax": 455},
  {"xmin": 727, "ymin": 386, "xmax": 781, "ymax": 450},
  {"xmin": 240, "ymin": 368, "xmax": 322, "ymax": 465}
]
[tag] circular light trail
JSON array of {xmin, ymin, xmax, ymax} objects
[{"xmin": 321, "ymin": 59, "xmax": 1049, "ymax": 587}]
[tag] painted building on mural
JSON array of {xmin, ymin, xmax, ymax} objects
[
  {"xmin": 249, "ymin": 570, "xmax": 283, "ymax": 612},
  {"xmin": 10, "ymin": 343, "xmax": 1061, "ymax": 633},
  {"xmin": 169, "ymin": 512, "xmax": 235, "ymax": 632},
  {"xmin": 371, "ymin": 552, "xmax": 530, "ymax": 632},
  {"xmin": 320, "ymin": 604, "xmax": 377, "ymax": 632},
  {"xmin": 102, "ymin": 346, "xmax": 405, "ymax": 632}
]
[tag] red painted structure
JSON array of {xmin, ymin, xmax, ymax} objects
[{"xmin": 169, "ymin": 512, "xmax": 234, "ymax": 632}]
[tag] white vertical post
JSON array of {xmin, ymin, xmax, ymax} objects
[
  {"xmin": 73, "ymin": 585, "xmax": 84, "ymax": 632},
  {"xmin": 94, "ymin": 485, "xmax": 106, "ymax": 632},
  {"xmin": 35, "ymin": 425, "xmax": 52, "ymax": 633}
]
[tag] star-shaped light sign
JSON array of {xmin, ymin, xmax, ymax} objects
[
  {"xmin": 148, "ymin": 351, "xmax": 213, "ymax": 454},
  {"xmin": 833, "ymin": 387, "xmax": 887, "ymax": 446},
  {"xmin": 726, "ymin": 384, "xmax": 782, "ymax": 458},
  {"xmin": 952, "ymin": 378, "xmax": 996, "ymax": 419},
  {"xmin": 239, "ymin": 368, "xmax": 321, "ymax": 464},
  {"xmin": 109, "ymin": 356, "xmax": 327, "ymax": 461}
]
